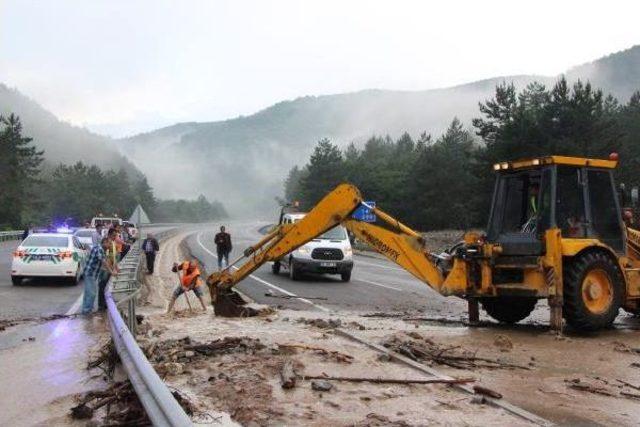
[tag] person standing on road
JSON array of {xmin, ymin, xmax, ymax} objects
[
  {"xmin": 82, "ymin": 238, "xmax": 117, "ymax": 314},
  {"xmin": 214, "ymin": 226, "xmax": 232, "ymax": 270},
  {"xmin": 142, "ymin": 233, "xmax": 160, "ymax": 274}
]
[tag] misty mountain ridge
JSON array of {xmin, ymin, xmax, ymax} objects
[
  {"xmin": 0, "ymin": 83, "xmax": 142, "ymax": 179},
  {"xmin": 120, "ymin": 45, "xmax": 640, "ymax": 215}
]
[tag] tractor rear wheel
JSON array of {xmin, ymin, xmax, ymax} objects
[
  {"xmin": 563, "ymin": 251, "xmax": 623, "ymax": 331},
  {"xmin": 481, "ymin": 296, "xmax": 537, "ymax": 324}
]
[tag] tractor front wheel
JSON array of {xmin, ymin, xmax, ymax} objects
[
  {"xmin": 481, "ymin": 296, "xmax": 537, "ymax": 324},
  {"xmin": 563, "ymin": 251, "xmax": 623, "ymax": 331}
]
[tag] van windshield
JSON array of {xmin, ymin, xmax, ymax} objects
[{"xmin": 319, "ymin": 226, "xmax": 347, "ymax": 240}]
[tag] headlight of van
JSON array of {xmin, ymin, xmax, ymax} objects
[
  {"xmin": 297, "ymin": 246, "xmax": 311, "ymax": 254},
  {"xmin": 344, "ymin": 247, "xmax": 353, "ymax": 256}
]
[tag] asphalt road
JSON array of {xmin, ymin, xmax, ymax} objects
[{"xmin": 186, "ymin": 221, "xmax": 469, "ymax": 317}]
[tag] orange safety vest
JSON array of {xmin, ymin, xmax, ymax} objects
[{"xmin": 179, "ymin": 261, "xmax": 202, "ymax": 288}]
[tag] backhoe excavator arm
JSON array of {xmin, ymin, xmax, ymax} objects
[{"xmin": 206, "ymin": 183, "xmax": 465, "ymax": 305}]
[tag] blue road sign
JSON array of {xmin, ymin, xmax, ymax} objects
[{"xmin": 352, "ymin": 201, "xmax": 376, "ymax": 223}]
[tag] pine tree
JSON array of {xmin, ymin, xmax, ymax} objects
[{"xmin": 0, "ymin": 114, "xmax": 44, "ymax": 227}]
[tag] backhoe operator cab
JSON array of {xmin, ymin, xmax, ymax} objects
[
  {"xmin": 488, "ymin": 157, "xmax": 624, "ymax": 255},
  {"xmin": 480, "ymin": 155, "xmax": 634, "ymax": 331}
]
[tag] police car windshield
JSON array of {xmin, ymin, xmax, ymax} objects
[
  {"xmin": 319, "ymin": 227, "xmax": 347, "ymax": 240},
  {"xmin": 74, "ymin": 230, "xmax": 94, "ymax": 237},
  {"xmin": 23, "ymin": 235, "xmax": 68, "ymax": 247}
]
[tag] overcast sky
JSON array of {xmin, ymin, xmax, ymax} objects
[{"xmin": 1, "ymin": 0, "xmax": 639, "ymax": 137}]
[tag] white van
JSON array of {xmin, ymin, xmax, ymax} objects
[
  {"xmin": 90, "ymin": 216, "xmax": 123, "ymax": 230},
  {"xmin": 272, "ymin": 213, "xmax": 354, "ymax": 282}
]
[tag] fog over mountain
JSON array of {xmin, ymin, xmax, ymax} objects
[
  {"xmin": 0, "ymin": 83, "xmax": 142, "ymax": 178},
  {"xmin": 119, "ymin": 46, "xmax": 640, "ymax": 215},
  {"xmin": 5, "ymin": 46, "xmax": 638, "ymax": 217}
]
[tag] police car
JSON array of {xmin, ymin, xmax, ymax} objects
[{"xmin": 11, "ymin": 233, "xmax": 89, "ymax": 286}]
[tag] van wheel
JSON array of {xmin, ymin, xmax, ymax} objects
[
  {"xmin": 341, "ymin": 271, "xmax": 351, "ymax": 282},
  {"xmin": 289, "ymin": 261, "xmax": 301, "ymax": 281},
  {"xmin": 272, "ymin": 261, "xmax": 281, "ymax": 275},
  {"xmin": 11, "ymin": 276, "xmax": 22, "ymax": 286},
  {"xmin": 563, "ymin": 251, "xmax": 623, "ymax": 331}
]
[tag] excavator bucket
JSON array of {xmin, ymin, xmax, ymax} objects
[{"xmin": 207, "ymin": 273, "xmax": 258, "ymax": 317}]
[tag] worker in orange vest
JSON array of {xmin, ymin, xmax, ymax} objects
[{"xmin": 166, "ymin": 260, "xmax": 207, "ymax": 314}]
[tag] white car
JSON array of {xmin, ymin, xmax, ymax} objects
[
  {"xmin": 272, "ymin": 213, "xmax": 354, "ymax": 282},
  {"xmin": 11, "ymin": 233, "xmax": 89, "ymax": 286},
  {"xmin": 74, "ymin": 228, "xmax": 96, "ymax": 248}
]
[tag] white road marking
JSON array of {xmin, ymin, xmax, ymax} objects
[
  {"xmin": 65, "ymin": 293, "xmax": 82, "ymax": 315},
  {"xmin": 354, "ymin": 257, "xmax": 405, "ymax": 271},
  {"xmin": 356, "ymin": 278, "xmax": 403, "ymax": 292},
  {"xmin": 195, "ymin": 232, "xmax": 331, "ymax": 312}
]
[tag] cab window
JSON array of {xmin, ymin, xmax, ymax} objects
[{"xmin": 587, "ymin": 170, "xmax": 623, "ymax": 252}]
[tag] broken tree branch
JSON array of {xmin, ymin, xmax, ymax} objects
[{"xmin": 302, "ymin": 374, "xmax": 475, "ymax": 385}]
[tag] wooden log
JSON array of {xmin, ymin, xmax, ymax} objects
[
  {"xmin": 303, "ymin": 374, "xmax": 474, "ymax": 385},
  {"xmin": 280, "ymin": 360, "xmax": 296, "ymax": 389},
  {"xmin": 473, "ymin": 385, "xmax": 503, "ymax": 399}
]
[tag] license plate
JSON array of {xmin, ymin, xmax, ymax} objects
[
  {"xmin": 320, "ymin": 262, "xmax": 337, "ymax": 267},
  {"xmin": 33, "ymin": 254, "xmax": 53, "ymax": 261}
]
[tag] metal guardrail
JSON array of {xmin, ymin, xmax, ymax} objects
[
  {"xmin": 106, "ymin": 229, "xmax": 192, "ymax": 427},
  {"xmin": 0, "ymin": 231, "xmax": 22, "ymax": 242}
]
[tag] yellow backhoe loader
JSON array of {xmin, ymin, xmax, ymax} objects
[{"xmin": 207, "ymin": 155, "xmax": 640, "ymax": 332}]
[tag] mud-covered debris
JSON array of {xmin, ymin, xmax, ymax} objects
[
  {"xmin": 381, "ymin": 332, "xmax": 528, "ymax": 370},
  {"xmin": 146, "ymin": 336, "xmax": 264, "ymax": 365},
  {"xmin": 470, "ymin": 395, "xmax": 487, "ymax": 405},
  {"xmin": 165, "ymin": 362, "xmax": 184, "ymax": 375},
  {"xmin": 280, "ymin": 360, "xmax": 297, "ymax": 389},
  {"xmin": 71, "ymin": 381, "xmax": 149, "ymax": 425},
  {"xmin": 353, "ymin": 413, "xmax": 413, "ymax": 427},
  {"xmin": 613, "ymin": 341, "xmax": 640, "ymax": 355},
  {"xmin": 299, "ymin": 318, "xmax": 342, "ymax": 329},
  {"xmin": 278, "ymin": 343, "xmax": 353, "ymax": 363},
  {"xmin": 87, "ymin": 340, "xmax": 118, "ymax": 377},
  {"xmin": 186, "ymin": 337, "xmax": 265, "ymax": 356},
  {"xmin": 311, "ymin": 380, "xmax": 333, "ymax": 392},
  {"xmin": 493, "ymin": 334, "xmax": 513, "ymax": 352}
]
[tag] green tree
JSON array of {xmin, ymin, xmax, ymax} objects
[
  {"xmin": 407, "ymin": 118, "xmax": 478, "ymax": 229},
  {"xmin": 299, "ymin": 139, "xmax": 346, "ymax": 208},
  {"xmin": 0, "ymin": 114, "xmax": 44, "ymax": 228}
]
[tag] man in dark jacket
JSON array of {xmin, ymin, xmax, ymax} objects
[
  {"xmin": 214, "ymin": 226, "xmax": 232, "ymax": 270},
  {"xmin": 142, "ymin": 233, "xmax": 160, "ymax": 274}
]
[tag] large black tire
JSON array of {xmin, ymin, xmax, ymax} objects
[
  {"xmin": 289, "ymin": 260, "xmax": 301, "ymax": 281},
  {"xmin": 563, "ymin": 251, "xmax": 623, "ymax": 331},
  {"xmin": 341, "ymin": 271, "xmax": 351, "ymax": 282},
  {"xmin": 271, "ymin": 261, "xmax": 281, "ymax": 275},
  {"xmin": 481, "ymin": 296, "xmax": 537, "ymax": 324},
  {"xmin": 11, "ymin": 276, "xmax": 22, "ymax": 286}
]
